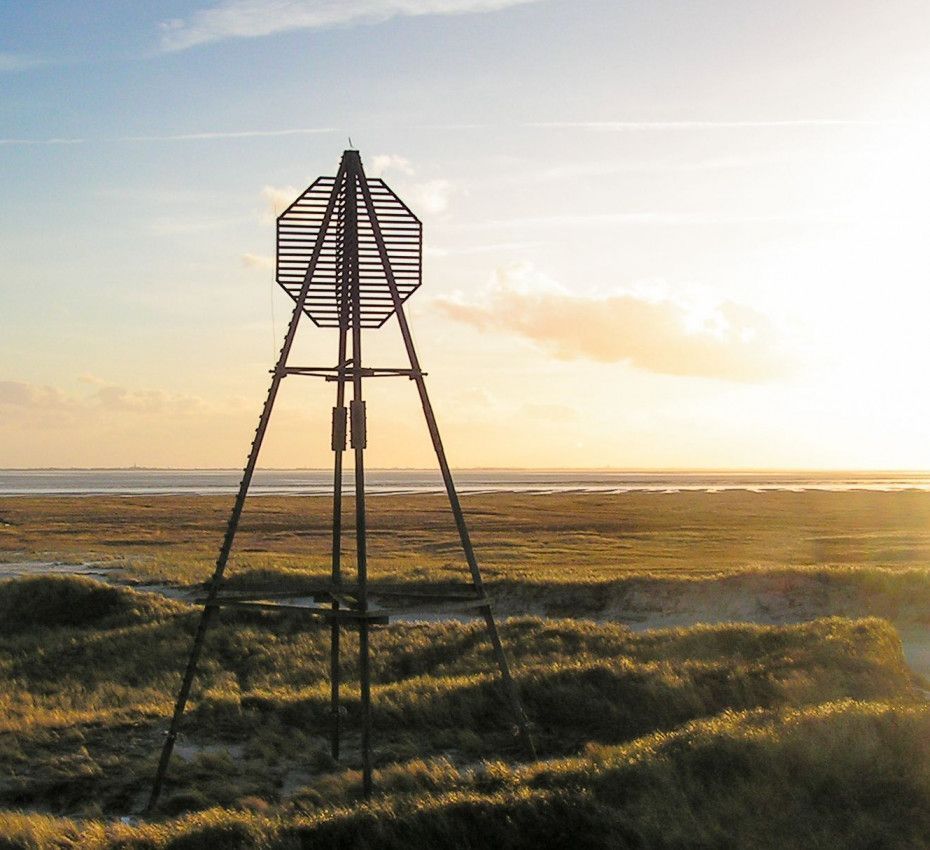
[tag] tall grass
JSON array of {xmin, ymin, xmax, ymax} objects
[
  {"xmin": 0, "ymin": 576, "xmax": 919, "ymax": 821},
  {"xmin": 3, "ymin": 700, "xmax": 930, "ymax": 849}
]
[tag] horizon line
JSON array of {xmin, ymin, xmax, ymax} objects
[{"xmin": 1, "ymin": 467, "xmax": 928, "ymax": 475}]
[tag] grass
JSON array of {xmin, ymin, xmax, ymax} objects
[
  {"xmin": 0, "ymin": 576, "xmax": 920, "ymax": 824},
  {"xmin": 4, "ymin": 700, "xmax": 930, "ymax": 848},
  {"xmin": 5, "ymin": 491, "xmax": 930, "ymax": 627},
  {"xmin": 4, "ymin": 490, "xmax": 930, "ymax": 588},
  {"xmin": 2, "ymin": 491, "xmax": 930, "ymax": 845}
]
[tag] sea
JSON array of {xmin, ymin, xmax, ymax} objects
[{"xmin": 1, "ymin": 469, "xmax": 929, "ymax": 497}]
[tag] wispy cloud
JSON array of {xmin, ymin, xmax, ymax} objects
[
  {"xmin": 0, "ymin": 381, "xmax": 73, "ymax": 409},
  {"xmin": 119, "ymin": 127, "xmax": 337, "ymax": 141},
  {"xmin": 159, "ymin": 0, "xmax": 543, "ymax": 52},
  {"xmin": 435, "ymin": 263, "xmax": 788, "ymax": 382},
  {"xmin": 410, "ymin": 178, "xmax": 455, "ymax": 214},
  {"xmin": 426, "ymin": 240, "xmax": 542, "ymax": 257},
  {"xmin": 370, "ymin": 153, "xmax": 414, "ymax": 177},
  {"xmin": 242, "ymin": 252, "xmax": 274, "ymax": 269},
  {"xmin": 78, "ymin": 374, "xmax": 207, "ymax": 414},
  {"xmin": 0, "ymin": 52, "xmax": 45, "ymax": 72},
  {"xmin": 474, "ymin": 209, "xmax": 852, "ymax": 229},
  {"xmin": 0, "ymin": 376, "xmax": 208, "ymax": 416},
  {"xmin": 529, "ymin": 120, "xmax": 885, "ymax": 130},
  {"xmin": 371, "ymin": 152, "xmax": 458, "ymax": 216},
  {"xmin": 0, "ymin": 137, "xmax": 84, "ymax": 146},
  {"xmin": 530, "ymin": 153, "xmax": 797, "ymax": 181},
  {"xmin": 261, "ymin": 184, "xmax": 299, "ymax": 221},
  {"xmin": 4, "ymin": 128, "xmax": 335, "ymax": 146}
]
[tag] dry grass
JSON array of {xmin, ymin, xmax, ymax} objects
[
  {"xmin": 4, "ymin": 699, "xmax": 930, "ymax": 849},
  {"xmin": 3, "ymin": 490, "xmax": 930, "ymax": 589},
  {"xmin": 0, "ymin": 576, "xmax": 918, "ymax": 821},
  {"xmin": 2, "ymin": 491, "xmax": 930, "ymax": 846}
]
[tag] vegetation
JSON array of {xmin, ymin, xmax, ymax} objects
[
  {"xmin": 4, "ymin": 489, "xmax": 930, "ymax": 585},
  {"xmin": 0, "ymin": 573, "xmax": 925, "ymax": 846},
  {"xmin": 2, "ymin": 492, "xmax": 930, "ymax": 845},
  {"xmin": 4, "ymin": 491, "xmax": 930, "ymax": 625}
]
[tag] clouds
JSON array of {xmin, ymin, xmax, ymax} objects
[
  {"xmin": 529, "ymin": 120, "xmax": 883, "ymax": 131},
  {"xmin": 0, "ymin": 137, "xmax": 83, "ymax": 146},
  {"xmin": 159, "ymin": 0, "xmax": 542, "ymax": 51},
  {"xmin": 0, "ymin": 376, "xmax": 210, "ymax": 418},
  {"xmin": 435, "ymin": 264, "xmax": 787, "ymax": 382},
  {"xmin": 261, "ymin": 184, "xmax": 299, "ymax": 221},
  {"xmin": 242, "ymin": 252, "xmax": 274, "ymax": 269},
  {"xmin": 371, "ymin": 153, "xmax": 456, "ymax": 216},
  {"xmin": 370, "ymin": 154, "xmax": 413, "ymax": 177},
  {"xmin": 0, "ymin": 381, "xmax": 71, "ymax": 409},
  {"xmin": 0, "ymin": 376, "xmax": 267, "ymax": 467},
  {"xmin": 119, "ymin": 127, "xmax": 336, "ymax": 142},
  {"xmin": 0, "ymin": 52, "xmax": 45, "ymax": 73},
  {"xmin": 409, "ymin": 178, "xmax": 454, "ymax": 215}
]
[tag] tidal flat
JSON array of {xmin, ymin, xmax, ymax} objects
[{"xmin": 2, "ymin": 490, "xmax": 930, "ymax": 848}]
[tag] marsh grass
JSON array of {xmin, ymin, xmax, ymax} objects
[
  {"xmin": 5, "ymin": 493, "xmax": 930, "ymax": 631},
  {"xmin": 3, "ymin": 490, "xmax": 930, "ymax": 846},
  {"xmin": 5, "ymin": 490, "xmax": 930, "ymax": 588},
  {"xmin": 0, "ymin": 576, "xmax": 919, "ymax": 825},
  {"xmin": 4, "ymin": 700, "xmax": 930, "ymax": 849}
]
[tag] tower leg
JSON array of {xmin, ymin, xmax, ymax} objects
[
  {"xmin": 357, "ymin": 174, "xmax": 535, "ymax": 759},
  {"xmin": 345, "ymin": 162, "xmax": 374, "ymax": 798},
  {"xmin": 353, "ymin": 387, "xmax": 373, "ymax": 798},
  {"xmin": 148, "ymin": 356, "xmax": 286, "ymax": 812},
  {"xmin": 359, "ymin": 620, "xmax": 372, "ymax": 797},
  {"xmin": 146, "ymin": 161, "xmax": 348, "ymax": 814},
  {"xmin": 412, "ymin": 373, "xmax": 536, "ymax": 759},
  {"xmin": 330, "ymin": 324, "xmax": 348, "ymax": 760}
]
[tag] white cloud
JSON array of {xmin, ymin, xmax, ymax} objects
[
  {"xmin": 261, "ymin": 184, "xmax": 299, "ymax": 221},
  {"xmin": 370, "ymin": 153, "xmax": 413, "ymax": 177},
  {"xmin": 369, "ymin": 154, "xmax": 457, "ymax": 217},
  {"xmin": 435, "ymin": 263, "xmax": 789, "ymax": 382},
  {"xmin": 159, "ymin": 0, "xmax": 543, "ymax": 52},
  {"xmin": 242, "ymin": 252, "xmax": 274, "ymax": 269},
  {"xmin": 410, "ymin": 178, "xmax": 454, "ymax": 214}
]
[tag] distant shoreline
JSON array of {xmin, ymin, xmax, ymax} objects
[
  {"xmin": 1, "ymin": 466, "xmax": 928, "ymax": 474},
  {"xmin": 2, "ymin": 468, "xmax": 930, "ymax": 497}
]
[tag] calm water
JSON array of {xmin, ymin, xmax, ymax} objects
[{"xmin": 1, "ymin": 469, "xmax": 929, "ymax": 496}]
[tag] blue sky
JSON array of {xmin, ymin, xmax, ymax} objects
[{"xmin": 2, "ymin": 1, "xmax": 929, "ymax": 468}]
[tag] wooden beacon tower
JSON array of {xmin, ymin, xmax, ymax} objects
[{"xmin": 147, "ymin": 149, "xmax": 534, "ymax": 809}]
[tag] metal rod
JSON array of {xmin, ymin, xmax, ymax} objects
[
  {"xmin": 145, "ymin": 158, "xmax": 349, "ymax": 814},
  {"xmin": 357, "ymin": 173, "xmax": 536, "ymax": 759},
  {"xmin": 345, "ymin": 153, "xmax": 374, "ymax": 799},
  {"xmin": 330, "ymin": 321, "xmax": 348, "ymax": 761},
  {"xmin": 329, "ymin": 182, "xmax": 349, "ymax": 762}
]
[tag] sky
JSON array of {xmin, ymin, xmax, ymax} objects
[{"xmin": 1, "ymin": 0, "xmax": 929, "ymax": 470}]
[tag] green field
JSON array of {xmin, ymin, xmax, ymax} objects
[{"xmin": 2, "ymin": 491, "xmax": 930, "ymax": 847}]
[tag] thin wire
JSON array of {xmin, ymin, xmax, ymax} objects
[
  {"xmin": 270, "ymin": 273, "xmax": 277, "ymax": 362},
  {"xmin": 270, "ymin": 201, "xmax": 280, "ymax": 361}
]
